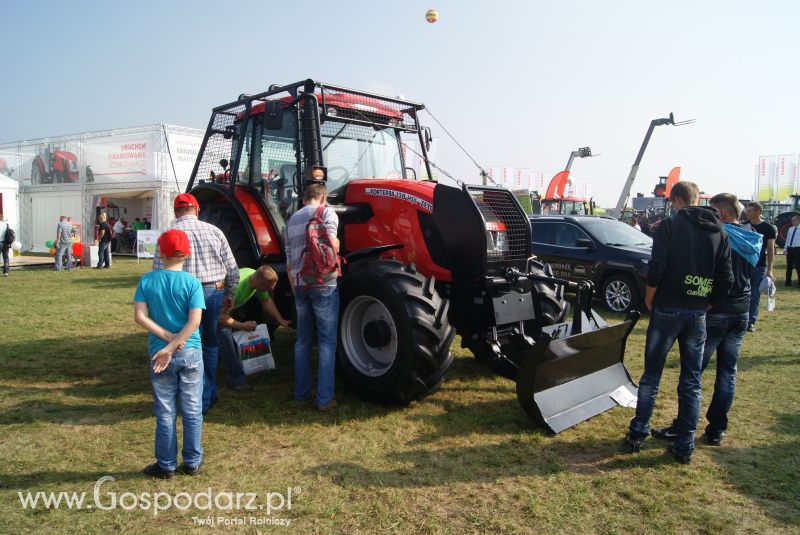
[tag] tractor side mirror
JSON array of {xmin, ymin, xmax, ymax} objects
[
  {"xmin": 575, "ymin": 238, "xmax": 594, "ymax": 250},
  {"xmin": 219, "ymin": 159, "xmax": 229, "ymax": 171},
  {"xmin": 424, "ymin": 127, "xmax": 433, "ymax": 151},
  {"xmin": 262, "ymin": 101, "xmax": 284, "ymax": 130}
]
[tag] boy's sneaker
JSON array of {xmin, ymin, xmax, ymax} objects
[
  {"xmin": 623, "ymin": 432, "xmax": 645, "ymax": 453},
  {"xmin": 651, "ymin": 425, "xmax": 678, "ymax": 441},
  {"xmin": 143, "ymin": 463, "xmax": 174, "ymax": 480},
  {"xmin": 178, "ymin": 462, "xmax": 203, "ymax": 476},
  {"xmin": 667, "ymin": 444, "xmax": 692, "ymax": 464},
  {"xmin": 704, "ymin": 432, "xmax": 724, "ymax": 446},
  {"xmin": 746, "ymin": 324, "xmax": 756, "ymax": 332}
]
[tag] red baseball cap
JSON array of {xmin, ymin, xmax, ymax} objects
[
  {"xmin": 174, "ymin": 193, "xmax": 199, "ymax": 209},
  {"xmin": 158, "ymin": 229, "xmax": 190, "ymax": 258}
]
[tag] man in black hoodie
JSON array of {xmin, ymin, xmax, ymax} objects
[
  {"xmin": 651, "ymin": 193, "xmax": 760, "ymax": 447},
  {"xmin": 626, "ymin": 181, "xmax": 734, "ymax": 463}
]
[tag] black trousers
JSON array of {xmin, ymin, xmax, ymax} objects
[
  {"xmin": 1, "ymin": 246, "xmax": 8, "ymax": 275},
  {"xmin": 786, "ymin": 247, "xmax": 800, "ymax": 285}
]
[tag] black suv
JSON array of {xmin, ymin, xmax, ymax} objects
[{"xmin": 529, "ymin": 215, "xmax": 652, "ymax": 313}]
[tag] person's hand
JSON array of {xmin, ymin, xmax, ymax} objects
[
  {"xmin": 766, "ymin": 270, "xmax": 774, "ymax": 280},
  {"xmin": 644, "ymin": 296, "xmax": 653, "ymax": 311},
  {"xmin": 241, "ymin": 321, "xmax": 257, "ymax": 331},
  {"xmin": 222, "ymin": 297, "xmax": 234, "ymax": 312},
  {"xmin": 164, "ymin": 332, "xmax": 185, "ymax": 350},
  {"xmin": 151, "ymin": 348, "xmax": 173, "ymax": 374},
  {"xmin": 278, "ymin": 318, "xmax": 292, "ymax": 329}
]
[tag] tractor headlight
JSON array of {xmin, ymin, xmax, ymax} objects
[{"xmin": 485, "ymin": 221, "xmax": 509, "ymax": 257}]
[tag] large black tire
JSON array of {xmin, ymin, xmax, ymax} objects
[
  {"xmin": 337, "ymin": 260, "xmax": 455, "ymax": 404},
  {"xmin": 198, "ymin": 202, "xmax": 258, "ymax": 268},
  {"xmin": 465, "ymin": 259, "xmax": 567, "ymax": 380},
  {"xmin": 775, "ymin": 212, "xmax": 799, "ymax": 248},
  {"xmin": 601, "ymin": 273, "xmax": 640, "ymax": 314}
]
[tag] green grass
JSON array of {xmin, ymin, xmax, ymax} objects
[{"xmin": 0, "ymin": 258, "xmax": 798, "ymax": 534}]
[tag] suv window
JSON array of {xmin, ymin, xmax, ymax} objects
[
  {"xmin": 531, "ymin": 220, "xmax": 555, "ymax": 244},
  {"xmin": 553, "ymin": 222, "xmax": 590, "ymax": 247}
]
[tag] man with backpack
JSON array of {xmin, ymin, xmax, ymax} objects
[{"xmin": 285, "ymin": 181, "xmax": 340, "ymax": 412}]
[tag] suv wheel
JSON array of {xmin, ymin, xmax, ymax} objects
[{"xmin": 602, "ymin": 274, "xmax": 639, "ymax": 314}]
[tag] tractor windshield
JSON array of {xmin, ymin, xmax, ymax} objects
[{"xmin": 320, "ymin": 120, "xmax": 404, "ymax": 193}]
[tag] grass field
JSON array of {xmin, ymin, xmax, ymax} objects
[{"xmin": 0, "ymin": 257, "xmax": 798, "ymax": 534}]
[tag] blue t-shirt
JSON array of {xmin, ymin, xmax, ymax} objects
[{"xmin": 133, "ymin": 270, "xmax": 205, "ymax": 356}]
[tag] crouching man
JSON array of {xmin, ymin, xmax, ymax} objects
[{"xmin": 217, "ymin": 266, "xmax": 292, "ymax": 391}]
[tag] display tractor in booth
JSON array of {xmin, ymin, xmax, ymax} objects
[
  {"xmin": 31, "ymin": 145, "xmax": 79, "ymax": 184},
  {"xmin": 185, "ymin": 79, "xmax": 640, "ymax": 433}
]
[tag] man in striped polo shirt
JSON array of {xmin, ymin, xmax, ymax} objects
[{"xmin": 154, "ymin": 193, "xmax": 239, "ymax": 414}]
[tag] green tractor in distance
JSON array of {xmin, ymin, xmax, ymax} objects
[{"xmin": 773, "ymin": 194, "xmax": 800, "ymax": 248}]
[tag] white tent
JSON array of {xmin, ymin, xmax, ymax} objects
[{"xmin": 0, "ymin": 124, "xmax": 203, "ymax": 252}]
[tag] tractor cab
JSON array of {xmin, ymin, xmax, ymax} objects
[
  {"xmin": 193, "ymin": 82, "xmax": 430, "ymax": 246},
  {"xmin": 541, "ymin": 197, "xmax": 593, "ymax": 215}
]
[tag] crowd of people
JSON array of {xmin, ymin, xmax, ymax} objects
[
  {"xmin": 135, "ymin": 185, "xmax": 339, "ymax": 478},
  {"xmin": 623, "ymin": 182, "xmax": 789, "ymax": 464},
  {"xmin": 70, "ymin": 178, "xmax": 792, "ymax": 476}
]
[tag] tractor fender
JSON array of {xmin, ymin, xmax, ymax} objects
[{"xmin": 343, "ymin": 244, "xmax": 403, "ymax": 267}]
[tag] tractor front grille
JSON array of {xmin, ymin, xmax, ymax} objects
[{"xmin": 468, "ymin": 188, "xmax": 530, "ymax": 264}]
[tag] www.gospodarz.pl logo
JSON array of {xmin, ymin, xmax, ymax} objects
[{"xmin": 17, "ymin": 475, "xmax": 298, "ymax": 523}]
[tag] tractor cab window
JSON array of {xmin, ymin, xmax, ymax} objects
[{"xmin": 320, "ymin": 121, "xmax": 404, "ymax": 195}]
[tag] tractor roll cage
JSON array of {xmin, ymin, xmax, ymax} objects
[{"xmin": 186, "ymin": 79, "xmax": 434, "ymax": 194}]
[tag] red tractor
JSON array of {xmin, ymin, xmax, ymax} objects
[
  {"xmin": 0, "ymin": 158, "xmax": 13, "ymax": 177},
  {"xmin": 31, "ymin": 145, "xmax": 79, "ymax": 184},
  {"xmin": 186, "ymin": 80, "xmax": 640, "ymax": 433}
]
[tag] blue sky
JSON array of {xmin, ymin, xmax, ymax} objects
[{"xmin": 1, "ymin": 0, "xmax": 798, "ymax": 205}]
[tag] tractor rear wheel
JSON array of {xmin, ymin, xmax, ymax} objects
[
  {"xmin": 199, "ymin": 202, "xmax": 258, "ymax": 268},
  {"xmin": 337, "ymin": 260, "xmax": 455, "ymax": 404},
  {"xmin": 466, "ymin": 259, "xmax": 567, "ymax": 380}
]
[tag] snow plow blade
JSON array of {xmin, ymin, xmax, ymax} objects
[{"xmin": 516, "ymin": 311, "xmax": 639, "ymax": 434}]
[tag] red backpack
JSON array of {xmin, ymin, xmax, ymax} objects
[{"xmin": 298, "ymin": 205, "xmax": 341, "ymax": 286}]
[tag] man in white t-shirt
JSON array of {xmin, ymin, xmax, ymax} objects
[{"xmin": 112, "ymin": 218, "xmax": 125, "ymax": 252}]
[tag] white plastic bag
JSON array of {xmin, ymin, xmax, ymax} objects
[{"xmin": 232, "ymin": 324, "xmax": 275, "ymax": 375}]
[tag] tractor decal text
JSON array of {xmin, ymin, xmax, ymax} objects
[
  {"xmin": 684, "ymin": 274, "xmax": 713, "ymax": 297},
  {"xmin": 365, "ymin": 188, "xmax": 433, "ymax": 212}
]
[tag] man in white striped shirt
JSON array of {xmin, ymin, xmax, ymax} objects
[
  {"xmin": 785, "ymin": 215, "xmax": 800, "ymax": 287},
  {"xmin": 153, "ymin": 193, "xmax": 239, "ymax": 414}
]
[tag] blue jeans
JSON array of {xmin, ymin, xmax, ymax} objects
[
  {"xmin": 294, "ymin": 285, "xmax": 339, "ymax": 407},
  {"xmin": 200, "ymin": 288, "xmax": 224, "ymax": 412},
  {"xmin": 96, "ymin": 241, "xmax": 110, "ymax": 268},
  {"xmin": 749, "ymin": 266, "xmax": 765, "ymax": 326},
  {"xmin": 55, "ymin": 242, "xmax": 72, "ymax": 270},
  {"xmin": 217, "ymin": 326, "xmax": 247, "ymax": 387},
  {"xmin": 701, "ymin": 312, "xmax": 748, "ymax": 438},
  {"xmin": 630, "ymin": 306, "xmax": 707, "ymax": 455},
  {"xmin": 149, "ymin": 347, "xmax": 204, "ymax": 471}
]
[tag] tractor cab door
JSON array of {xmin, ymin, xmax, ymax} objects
[{"xmin": 236, "ymin": 108, "xmax": 301, "ymax": 239}]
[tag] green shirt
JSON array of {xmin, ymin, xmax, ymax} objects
[
  {"xmin": 133, "ymin": 221, "xmax": 146, "ymax": 230},
  {"xmin": 231, "ymin": 267, "xmax": 270, "ymax": 310}
]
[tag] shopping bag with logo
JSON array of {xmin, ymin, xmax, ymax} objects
[{"xmin": 232, "ymin": 323, "xmax": 275, "ymax": 375}]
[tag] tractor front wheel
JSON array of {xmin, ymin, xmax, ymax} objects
[{"xmin": 337, "ymin": 260, "xmax": 454, "ymax": 404}]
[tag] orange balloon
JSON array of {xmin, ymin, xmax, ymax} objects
[{"xmin": 49, "ymin": 247, "xmax": 56, "ymax": 255}]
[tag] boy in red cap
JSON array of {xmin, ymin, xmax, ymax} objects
[{"xmin": 134, "ymin": 229, "xmax": 206, "ymax": 479}]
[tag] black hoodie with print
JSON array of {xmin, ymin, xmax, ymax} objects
[{"xmin": 647, "ymin": 206, "xmax": 734, "ymax": 310}]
